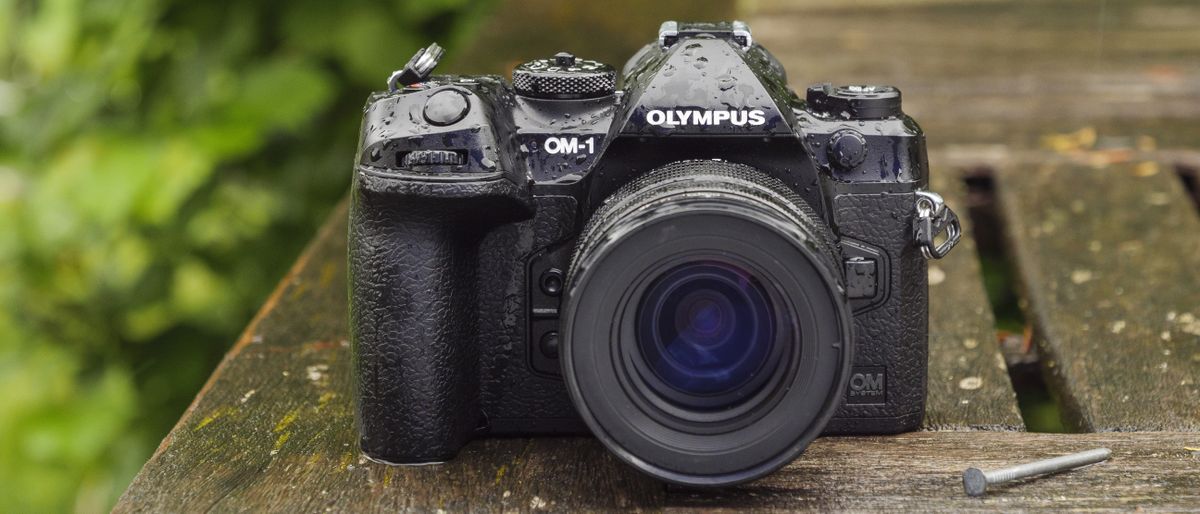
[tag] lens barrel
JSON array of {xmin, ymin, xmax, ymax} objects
[{"xmin": 560, "ymin": 160, "xmax": 854, "ymax": 486}]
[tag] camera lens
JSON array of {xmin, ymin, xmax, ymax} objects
[
  {"xmin": 560, "ymin": 160, "xmax": 853, "ymax": 486},
  {"xmin": 636, "ymin": 261, "xmax": 778, "ymax": 408}
]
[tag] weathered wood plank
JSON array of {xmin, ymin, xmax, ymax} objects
[
  {"xmin": 748, "ymin": 0, "xmax": 1200, "ymax": 149},
  {"xmin": 924, "ymin": 166, "xmax": 1024, "ymax": 431},
  {"xmin": 666, "ymin": 432, "xmax": 1200, "ymax": 511},
  {"xmin": 995, "ymin": 161, "xmax": 1200, "ymax": 431}
]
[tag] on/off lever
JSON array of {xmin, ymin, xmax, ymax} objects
[{"xmin": 388, "ymin": 43, "xmax": 444, "ymax": 92}]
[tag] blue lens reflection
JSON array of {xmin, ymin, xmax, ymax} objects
[{"xmin": 637, "ymin": 261, "xmax": 776, "ymax": 403}]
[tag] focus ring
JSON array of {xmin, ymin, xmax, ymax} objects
[{"xmin": 569, "ymin": 160, "xmax": 841, "ymax": 291}]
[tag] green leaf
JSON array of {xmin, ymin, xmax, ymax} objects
[
  {"xmin": 223, "ymin": 58, "xmax": 336, "ymax": 134},
  {"xmin": 0, "ymin": 0, "xmax": 493, "ymax": 510}
]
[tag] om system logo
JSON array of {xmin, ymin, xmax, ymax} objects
[{"xmin": 645, "ymin": 109, "xmax": 767, "ymax": 127}]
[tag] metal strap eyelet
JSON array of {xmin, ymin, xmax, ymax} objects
[{"xmin": 913, "ymin": 191, "xmax": 961, "ymax": 260}]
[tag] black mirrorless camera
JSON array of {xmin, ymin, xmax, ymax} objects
[{"xmin": 349, "ymin": 21, "xmax": 961, "ymax": 486}]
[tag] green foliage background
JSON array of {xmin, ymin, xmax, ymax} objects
[{"xmin": 0, "ymin": 0, "xmax": 489, "ymax": 510}]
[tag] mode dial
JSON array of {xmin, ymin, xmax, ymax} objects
[
  {"xmin": 806, "ymin": 84, "xmax": 902, "ymax": 120},
  {"xmin": 512, "ymin": 52, "xmax": 616, "ymax": 99}
]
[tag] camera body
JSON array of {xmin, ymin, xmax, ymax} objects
[{"xmin": 350, "ymin": 21, "xmax": 959, "ymax": 485}]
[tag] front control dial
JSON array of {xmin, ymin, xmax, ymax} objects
[{"xmin": 402, "ymin": 150, "xmax": 464, "ymax": 167}]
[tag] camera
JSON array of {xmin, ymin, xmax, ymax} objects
[{"xmin": 349, "ymin": 20, "xmax": 961, "ymax": 486}]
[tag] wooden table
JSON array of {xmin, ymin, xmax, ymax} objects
[{"xmin": 116, "ymin": 1, "xmax": 1200, "ymax": 511}]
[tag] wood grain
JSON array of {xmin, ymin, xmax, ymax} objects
[
  {"xmin": 924, "ymin": 169, "xmax": 1024, "ymax": 431},
  {"xmin": 748, "ymin": 0, "xmax": 1200, "ymax": 149},
  {"xmin": 995, "ymin": 161, "xmax": 1200, "ymax": 431},
  {"xmin": 666, "ymin": 432, "xmax": 1200, "ymax": 512}
]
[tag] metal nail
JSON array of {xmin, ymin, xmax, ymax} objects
[{"xmin": 963, "ymin": 447, "xmax": 1112, "ymax": 497}]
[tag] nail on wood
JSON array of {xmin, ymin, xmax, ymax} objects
[{"xmin": 963, "ymin": 448, "xmax": 1112, "ymax": 497}]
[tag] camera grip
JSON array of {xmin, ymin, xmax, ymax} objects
[{"xmin": 349, "ymin": 187, "xmax": 490, "ymax": 463}]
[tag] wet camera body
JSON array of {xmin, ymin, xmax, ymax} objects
[{"xmin": 350, "ymin": 21, "xmax": 959, "ymax": 485}]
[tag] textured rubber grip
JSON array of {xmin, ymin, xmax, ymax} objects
[{"xmin": 349, "ymin": 187, "xmax": 484, "ymax": 463}]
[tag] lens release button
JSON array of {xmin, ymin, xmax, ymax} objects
[{"xmin": 539, "ymin": 268, "xmax": 564, "ymax": 296}]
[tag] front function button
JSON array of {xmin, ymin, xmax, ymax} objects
[
  {"xmin": 539, "ymin": 268, "xmax": 564, "ymax": 296},
  {"xmin": 402, "ymin": 150, "xmax": 464, "ymax": 167},
  {"xmin": 423, "ymin": 89, "xmax": 469, "ymax": 126},
  {"xmin": 512, "ymin": 52, "xmax": 616, "ymax": 99}
]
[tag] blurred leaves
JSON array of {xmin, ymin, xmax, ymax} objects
[{"xmin": 0, "ymin": 0, "xmax": 488, "ymax": 511}]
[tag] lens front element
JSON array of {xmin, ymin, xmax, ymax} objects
[{"xmin": 638, "ymin": 261, "xmax": 778, "ymax": 409}]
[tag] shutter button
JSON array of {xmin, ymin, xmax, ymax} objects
[{"xmin": 423, "ymin": 90, "xmax": 469, "ymax": 126}]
